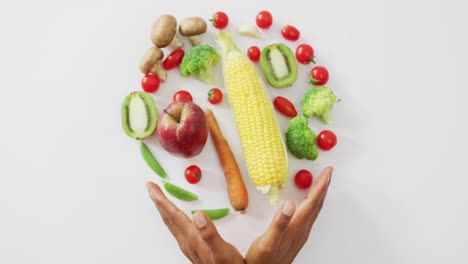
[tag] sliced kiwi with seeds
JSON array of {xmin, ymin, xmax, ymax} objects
[
  {"xmin": 122, "ymin": 91, "xmax": 157, "ymax": 140},
  {"xmin": 260, "ymin": 43, "xmax": 298, "ymax": 88}
]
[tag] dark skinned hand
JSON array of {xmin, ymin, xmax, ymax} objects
[
  {"xmin": 245, "ymin": 166, "xmax": 333, "ymax": 264},
  {"xmin": 146, "ymin": 166, "xmax": 333, "ymax": 264},
  {"xmin": 146, "ymin": 182, "xmax": 244, "ymax": 264}
]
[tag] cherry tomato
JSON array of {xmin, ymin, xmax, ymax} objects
[
  {"xmin": 173, "ymin": 90, "xmax": 193, "ymax": 102},
  {"xmin": 309, "ymin": 66, "xmax": 329, "ymax": 85},
  {"xmin": 210, "ymin": 11, "xmax": 229, "ymax": 29},
  {"xmin": 281, "ymin": 25, "xmax": 300, "ymax": 41},
  {"xmin": 296, "ymin": 44, "xmax": 315, "ymax": 64},
  {"xmin": 247, "ymin": 46, "xmax": 261, "ymax": 62},
  {"xmin": 273, "ymin": 96, "xmax": 297, "ymax": 117},
  {"xmin": 317, "ymin": 130, "xmax": 337, "ymax": 151},
  {"xmin": 141, "ymin": 74, "xmax": 160, "ymax": 93},
  {"xmin": 185, "ymin": 165, "xmax": 202, "ymax": 184},
  {"xmin": 208, "ymin": 88, "xmax": 223, "ymax": 104},
  {"xmin": 294, "ymin": 170, "xmax": 313, "ymax": 189},
  {"xmin": 256, "ymin": 10, "xmax": 273, "ymax": 29},
  {"xmin": 162, "ymin": 49, "xmax": 185, "ymax": 70}
]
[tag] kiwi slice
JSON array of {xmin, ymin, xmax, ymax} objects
[
  {"xmin": 260, "ymin": 43, "xmax": 298, "ymax": 88},
  {"xmin": 122, "ymin": 91, "xmax": 157, "ymax": 140}
]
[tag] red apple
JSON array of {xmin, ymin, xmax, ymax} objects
[{"xmin": 156, "ymin": 100, "xmax": 208, "ymax": 158}]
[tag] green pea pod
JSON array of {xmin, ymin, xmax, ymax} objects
[
  {"xmin": 162, "ymin": 181, "xmax": 198, "ymax": 201},
  {"xmin": 141, "ymin": 142, "xmax": 167, "ymax": 178},
  {"xmin": 191, "ymin": 208, "xmax": 230, "ymax": 220}
]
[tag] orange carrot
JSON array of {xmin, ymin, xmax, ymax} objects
[{"xmin": 206, "ymin": 109, "xmax": 249, "ymax": 213}]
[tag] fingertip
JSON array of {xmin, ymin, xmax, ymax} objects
[
  {"xmin": 193, "ymin": 211, "xmax": 208, "ymax": 229},
  {"xmin": 193, "ymin": 211, "xmax": 224, "ymax": 247},
  {"xmin": 318, "ymin": 166, "xmax": 333, "ymax": 186},
  {"xmin": 281, "ymin": 200, "xmax": 296, "ymax": 217},
  {"xmin": 304, "ymin": 166, "xmax": 333, "ymax": 200},
  {"xmin": 145, "ymin": 181, "xmax": 154, "ymax": 191},
  {"xmin": 145, "ymin": 181, "xmax": 164, "ymax": 203},
  {"xmin": 145, "ymin": 182, "xmax": 154, "ymax": 199},
  {"xmin": 324, "ymin": 166, "xmax": 333, "ymax": 186}
]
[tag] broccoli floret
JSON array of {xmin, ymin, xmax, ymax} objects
[
  {"xmin": 285, "ymin": 116, "xmax": 319, "ymax": 160},
  {"xmin": 301, "ymin": 86, "xmax": 337, "ymax": 124},
  {"xmin": 179, "ymin": 45, "xmax": 220, "ymax": 83}
]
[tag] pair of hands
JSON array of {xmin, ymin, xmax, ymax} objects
[{"xmin": 146, "ymin": 166, "xmax": 333, "ymax": 264}]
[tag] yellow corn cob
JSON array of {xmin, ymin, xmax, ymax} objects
[{"xmin": 216, "ymin": 32, "xmax": 288, "ymax": 205}]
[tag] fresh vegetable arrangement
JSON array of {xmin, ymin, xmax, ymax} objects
[
  {"xmin": 185, "ymin": 165, "xmax": 202, "ymax": 184},
  {"xmin": 179, "ymin": 44, "xmax": 220, "ymax": 83},
  {"xmin": 217, "ymin": 32, "xmax": 289, "ymax": 205},
  {"xmin": 301, "ymin": 86, "xmax": 337, "ymax": 124},
  {"xmin": 286, "ymin": 116, "xmax": 319, "ymax": 161},
  {"xmin": 121, "ymin": 91, "xmax": 157, "ymax": 140},
  {"xmin": 162, "ymin": 180, "xmax": 199, "ymax": 201},
  {"xmin": 141, "ymin": 142, "xmax": 167, "ymax": 178},
  {"xmin": 191, "ymin": 208, "xmax": 230, "ymax": 220},
  {"xmin": 206, "ymin": 109, "xmax": 249, "ymax": 213},
  {"xmin": 274, "ymin": 96, "xmax": 297, "ymax": 117},
  {"xmin": 260, "ymin": 43, "xmax": 298, "ymax": 88},
  {"xmin": 294, "ymin": 170, "xmax": 313, "ymax": 189},
  {"xmin": 121, "ymin": 10, "xmax": 340, "ymax": 218},
  {"xmin": 207, "ymin": 88, "xmax": 223, "ymax": 104}
]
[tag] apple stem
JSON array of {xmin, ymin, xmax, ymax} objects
[{"xmin": 163, "ymin": 109, "xmax": 180, "ymax": 123}]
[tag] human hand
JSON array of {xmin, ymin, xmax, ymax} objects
[
  {"xmin": 146, "ymin": 182, "xmax": 244, "ymax": 264},
  {"xmin": 245, "ymin": 166, "xmax": 333, "ymax": 264}
]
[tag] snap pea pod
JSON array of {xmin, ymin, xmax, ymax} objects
[
  {"xmin": 162, "ymin": 180, "xmax": 198, "ymax": 201},
  {"xmin": 191, "ymin": 208, "xmax": 230, "ymax": 220},
  {"xmin": 141, "ymin": 142, "xmax": 167, "ymax": 178}
]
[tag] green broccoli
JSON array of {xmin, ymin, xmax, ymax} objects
[
  {"xmin": 301, "ymin": 86, "xmax": 337, "ymax": 124},
  {"xmin": 179, "ymin": 44, "xmax": 220, "ymax": 83},
  {"xmin": 285, "ymin": 116, "xmax": 319, "ymax": 161}
]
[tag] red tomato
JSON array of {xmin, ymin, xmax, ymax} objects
[
  {"xmin": 141, "ymin": 74, "xmax": 160, "ymax": 93},
  {"xmin": 273, "ymin": 96, "xmax": 297, "ymax": 117},
  {"xmin": 247, "ymin": 46, "xmax": 261, "ymax": 62},
  {"xmin": 211, "ymin": 11, "xmax": 229, "ymax": 29},
  {"xmin": 185, "ymin": 165, "xmax": 202, "ymax": 184},
  {"xmin": 294, "ymin": 170, "xmax": 313, "ymax": 189},
  {"xmin": 256, "ymin": 10, "xmax": 273, "ymax": 29},
  {"xmin": 208, "ymin": 88, "xmax": 223, "ymax": 104},
  {"xmin": 296, "ymin": 44, "xmax": 315, "ymax": 64},
  {"xmin": 309, "ymin": 66, "xmax": 329, "ymax": 85},
  {"xmin": 162, "ymin": 49, "xmax": 185, "ymax": 70},
  {"xmin": 317, "ymin": 130, "xmax": 337, "ymax": 151},
  {"xmin": 281, "ymin": 25, "xmax": 300, "ymax": 41},
  {"xmin": 173, "ymin": 90, "xmax": 193, "ymax": 102}
]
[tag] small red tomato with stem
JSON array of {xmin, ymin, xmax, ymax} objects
[
  {"xmin": 208, "ymin": 88, "xmax": 223, "ymax": 104},
  {"xmin": 309, "ymin": 66, "xmax": 329, "ymax": 85},
  {"xmin": 317, "ymin": 130, "xmax": 337, "ymax": 151},
  {"xmin": 247, "ymin": 46, "xmax": 261, "ymax": 62},
  {"xmin": 162, "ymin": 49, "xmax": 185, "ymax": 70},
  {"xmin": 185, "ymin": 165, "xmax": 202, "ymax": 184},
  {"xmin": 294, "ymin": 169, "xmax": 313, "ymax": 189},
  {"xmin": 273, "ymin": 96, "xmax": 297, "ymax": 117},
  {"xmin": 141, "ymin": 74, "xmax": 160, "ymax": 93},
  {"xmin": 281, "ymin": 25, "xmax": 300, "ymax": 41},
  {"xmin": 296, "ymin": 44, "xmax": 315, "ymax": 64},
  {"xmin": 173, "ymin": 90, "xmax": 193, "ymax": 102},
  {"xmin": 256, "ymin": 10, "xmax": 273, "ymax": 29},
  {"xmin": 210, "ymin": 11, "xmax": 229, "ymax": 29}
]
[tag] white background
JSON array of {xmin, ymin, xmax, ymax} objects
[{"xmin": 1, "ymin": 0, "xmax": 467, "ymax": 263}]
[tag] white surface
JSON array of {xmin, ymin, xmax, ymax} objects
[{"xmin": 1, "ymin": 0, "xmax": 467, "ymax": 263}]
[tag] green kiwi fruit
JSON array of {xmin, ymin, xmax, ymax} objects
[
  {"xmin": 260, "ymin": 43, "xmax": 298, "ymax": 88},
  {"xmin": 122, "ymin": 91, "xmax": 157, "ymax": 140}
]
